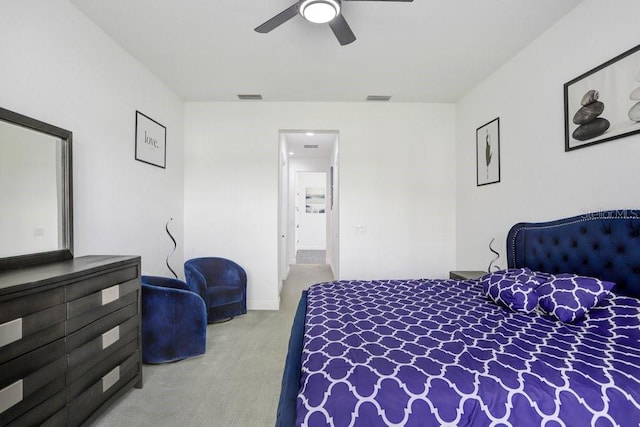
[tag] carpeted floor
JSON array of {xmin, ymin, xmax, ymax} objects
[
  {"xmin": 92, "ymin": 264, "xmax": 333, "ymax": 427},
  {"xmin": 295, "ymin": 250, "xmax": 326, "ymax": 264}
]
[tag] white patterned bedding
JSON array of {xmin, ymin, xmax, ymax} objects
[{"xmin": 296, "ymin": 278, "xmax": 640, "ymax": 427}]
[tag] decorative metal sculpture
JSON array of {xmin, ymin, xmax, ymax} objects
[
  {"xmin": 488, "ymin": 237, "xmax": 501, "ymax": 273},
  {"xmin": 165, "ymin": 217, "xmax": 178, "ymax": 279}
]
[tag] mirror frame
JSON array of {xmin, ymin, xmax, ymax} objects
[{"xmin": 0, "ymin": 107, "xmax": 73, "ymax": 270}]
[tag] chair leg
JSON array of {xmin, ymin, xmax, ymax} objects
[{"xmin": 210, "ymin": 317, "xmax": 234, "ymax": 324}]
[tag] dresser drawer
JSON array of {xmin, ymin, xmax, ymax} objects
[
  {"xmin": 0, "ymin": 287, "xmax": 65, "ymax": 364},
  {"xmin": 4, "ymin": 389, "xmax": 66, "ymax": 427},
  {"xmin": 67, "ymin": 350, "xmax": 140, "ymax": 427},
  {"xmin": 66, "ymin": 279, "xmax": 138, "ymax": 334},
  {"xmin": 67, "ymin": 308, "xmax": 138, "ymax": 384},
  {"xmin": 66, "ymin": 302, "xmax": 138, "ymax": 353},
  {"xmin": 39, "ymin": 404, "xmax": 67, "ymax": 427},
  {"xmin": 65, "ymin": 264, "xmax": 139, "ymax": 302},
  {"xmin": 0, "ymin": 310, "xmax": 65, "ymax": 365},
  {"xmin": 0, "ymin": 288, "xmax": 64, "ymax": 324},
  {"xmin": 0, "ymin": 341, "xmax": 66, "ymax": 426},
  {"xmin": 1, "ymin": 339, "xmax": 65, "ymax": 386},
  {"xmin": 67, "ymin": 337, "xmax": 138, "ymax": 401}
]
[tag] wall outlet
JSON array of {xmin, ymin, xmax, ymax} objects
[{"xmin": 355, "ymin": 225, "xmax": 367, "ymax": 234}]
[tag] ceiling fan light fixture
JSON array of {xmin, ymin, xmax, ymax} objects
[{"xmin": 300, "ymin": 0, "xmax": 341, "ymax": 24}]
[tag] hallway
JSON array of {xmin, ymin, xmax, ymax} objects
[{"xmin": 295, "ymin": 250, "xmax": 326, "ymax": 265}]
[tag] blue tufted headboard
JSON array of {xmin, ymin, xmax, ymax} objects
[{"xmin": 507, "ymin": 210, "xmax": 640, "ymax": 298}]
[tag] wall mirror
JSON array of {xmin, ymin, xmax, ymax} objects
[{"xmin": 0, "ymin": 107, "xmax": 73, "ymax": 270}]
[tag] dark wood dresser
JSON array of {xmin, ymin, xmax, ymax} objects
[{"xmin": 0, "ymin": 255, "xmax": 142, "ymax": 426}]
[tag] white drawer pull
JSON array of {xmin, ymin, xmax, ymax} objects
[
  {"xmin": 102, "ymin": 366, "xmax": 120, "ymax": 393},
  {"xmin": 0, "ymin": 380, "xmax": 23, "ymax": 414},
  {"xmin": 0, "ymin": 318, "xmax": 22, "ymax": 348},
  {"xmin": 102, "ymin": 326, "xmax": 120, "ymax": 350},
  {"xmin": 101, "ymin": 285, "xmax": 120, "ymax": 306}
]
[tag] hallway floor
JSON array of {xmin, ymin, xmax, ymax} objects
[{"xmin": 295, "ymin": 250, "xmax": 326, "ymax": 264}]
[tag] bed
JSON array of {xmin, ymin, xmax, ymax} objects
[{"xmin": 276, "ymin": 210, "xmax": 640, "ymax": 426}]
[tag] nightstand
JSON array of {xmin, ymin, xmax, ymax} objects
[{"xmin": 449, "ymin": 270, "xmax": 486, "ymax": 280}]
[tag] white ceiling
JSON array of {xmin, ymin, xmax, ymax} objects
[{"xmin": 69, "ymin": 0, "xmax": 582, "ymax": 103}]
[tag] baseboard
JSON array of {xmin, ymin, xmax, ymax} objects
[{"xmin": 248, "ymin": 297, "xmax": 280, "ymax": 311}]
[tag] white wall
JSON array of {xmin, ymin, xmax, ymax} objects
[
  {"xmin": 455, "ymin": 0, "xmax": 640, "ymax": 271},
  {"xmin": 184, "ymin": 102, "xmax": 456, "ymax": 309},
  {"xmin": 0, "ymin": 0, "xmax": 185, "ymax": 276}
]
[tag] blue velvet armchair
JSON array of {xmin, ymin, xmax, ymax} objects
[
  {"xmin": 184, "ymin": 257, "xmax": 247, "ymax": 323},
  {"xmin": 141, "ymin": 275, "xmax": 207, "ymax": 364}
]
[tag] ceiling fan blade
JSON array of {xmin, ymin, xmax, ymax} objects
[
  {"xmin": 255, "ymin": 3, "xmax": 299, "ymax": 33},
  {"xmin": 328, "ymin": 14, "xmax": 356, "ymax": 46}
]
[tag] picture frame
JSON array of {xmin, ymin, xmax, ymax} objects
[
  {"xmin": 476, "ymin": 117, "xmax": 500, "ymax": 186},
  {"xmin": 135, "ymin": 111, "xmax": 166, "ymax": 168},
  {"xmin": 564, "ymin": 43, "xmax": 640, "ymax": 151},
  {"xmin": 305, "ymin": 187, "xmax": 325, "ymax": 214}
]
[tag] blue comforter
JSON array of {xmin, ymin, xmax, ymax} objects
[{"xmin": 296, "ymin": 278, "xmax": 640, "ymax": 426}]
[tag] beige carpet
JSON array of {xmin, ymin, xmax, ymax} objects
[
  {"xmin": 92, "ymin": 264, "xmax": 333, "ymax": 427},
  {"xmin": 295, "ymin": 250, "xmax": 326, "ymax": 265}
]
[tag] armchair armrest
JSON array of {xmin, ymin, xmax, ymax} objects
[
  {"xmin": 141, "ymin": 283, "xmax": 207, "ymax": 363},
  {"xmin": 142, "ymin": 275, "xmax": 192, "ymax": 292},
  {"xmin": 183, "ymin": 266, "xmax": 209, "ymax": 297}
]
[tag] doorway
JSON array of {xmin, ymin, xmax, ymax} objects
[
  {"xmin": 278, "ymin": 130, "xmax": 339, "ymax": 288},
  {"xmin": 295, "ymin": 171, "xmax": 327, "ymax": 263}
]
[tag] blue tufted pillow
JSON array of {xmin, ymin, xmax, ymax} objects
[
  {"xmin": 480, "ymin": 273, "xmax": 539, "ymax": 313},
  {"xmin": 536, "ymin": 274, "xmax": 615, "ymax": 323}
]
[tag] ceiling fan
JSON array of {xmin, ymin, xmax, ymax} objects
[{"xmin": 255, "ymin": 0, "xmax": 414, "ymax": 46}]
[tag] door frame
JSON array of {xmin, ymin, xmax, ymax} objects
[{"xmin": 277, "ymin": 130, "xmax": 340, "ymax": 288}]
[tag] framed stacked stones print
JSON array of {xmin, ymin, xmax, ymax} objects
[
  {"xmin": 564, "ymin": 43, "xmax": 640, "ymax": 151},
  {"xmin": 476, "ymin": 117, "xmax": 500, "ymax": 186}
]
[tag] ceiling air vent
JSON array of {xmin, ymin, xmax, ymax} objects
[
  {"xmin": 237, "ymin": 94, "xmax": 263, "ymax": 100},
  {"xmin": 366, "ymin": 95, "xmax": 392, "ymax": 101},
  {"xmin": 304, "ymin": 145, "xmax": 319, "ymax": 149}
]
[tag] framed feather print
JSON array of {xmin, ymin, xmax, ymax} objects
[{"xmin": 476, "ymin": 117, "xmax": 500, "ymax": 186}]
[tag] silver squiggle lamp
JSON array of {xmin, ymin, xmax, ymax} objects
[
  {"xmin": 488, "ymin": 238, "xmax": 501, "ymax": 273},
  {"xmin": 165, "ymin": 218, "xmax": 178, "ymax": 279}
]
